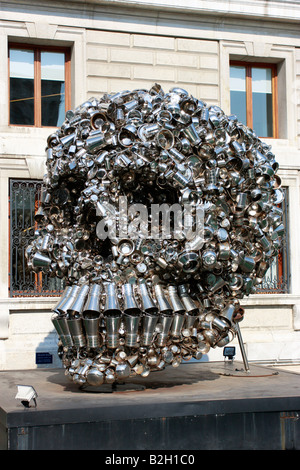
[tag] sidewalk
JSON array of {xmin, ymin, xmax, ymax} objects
[
  {"xmin": 1, "ymin": 361, "xmax": 300, "ymax": 450},
  {"xmin": 266, "ymin": 364, "xmax": 300, "ymax": 374}
]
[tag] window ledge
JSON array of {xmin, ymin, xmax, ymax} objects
[
  {"xmin": 0, "ymin": 125, "xmax": 58, "ymax": 135},
  {"xmin": 0, "ymin": 297, "xmax": 60, "ymax": 312},
  {"xmin": 242, "ymin": 294, "xmax": 300, "ymax": 307},
  {"xmin": 263, "ymin": 139, "xmax": 300, "ymax": 169},
  {"xmin": 263, "ymin": 138, "xmax": 297, "ymax": 147},
  {"xmin": 0, "ymin": 126, "xmax": 57, "ymax": 158},
  {"xmin": 1, "ymin": 293, "xmax": 299, "ymax": 312}
]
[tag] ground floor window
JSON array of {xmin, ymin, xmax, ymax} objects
[
  {"xmin": 255, "ymin": 187, "xmax": 289, "ymax": 294},
  {"xmin": 9, "ymin": 179, "xmax": 64, "ymax": 297}
]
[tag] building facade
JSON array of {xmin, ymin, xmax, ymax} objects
[{"xmin": 1, "ymin": 0, "xmax": 300, "ymax": 370}]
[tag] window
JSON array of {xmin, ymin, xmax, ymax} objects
[
  {"xmin": 256, "ymin": 188, "xmax": 289, "ymax": 294},
  {"xmin": 230, "ymin": 62, "xmax": 278, "ymax": 138},
  {"xmin": 9, "ymin": 44, "xmax": 71, "ymax": 127},
  {"xmin": 9, "ymin": 179, "xmax": 64, "ymax": 297}
]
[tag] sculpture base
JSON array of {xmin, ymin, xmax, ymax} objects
[
  {"xmin": 1, "ymin": 361, "xmax": 300, "ymax": 450},
  {"xmin": 79, "ymin": 382, "xmax": 147, "ymax": 393}
]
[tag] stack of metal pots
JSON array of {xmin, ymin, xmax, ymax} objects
[{"xmin": 26, "ymin": 84, "xmax": 284, "ymax": 387}]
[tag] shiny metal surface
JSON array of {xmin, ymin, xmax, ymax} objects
[{"xmin": 26, "ymin": 84, "xmax": 284, "ymax": 387}]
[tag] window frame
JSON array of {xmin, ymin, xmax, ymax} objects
[
  {"xmin": 230, "ymin": 60, "xmax": 278, "ymax": 139},
  {"xmin": 8, "ymin": 42, "xmax": 71, "ymax": 128}
]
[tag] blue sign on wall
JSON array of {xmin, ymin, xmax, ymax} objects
[{"xmin": 36, "ymin": 352, "xmax": 53, "ymax": 364}]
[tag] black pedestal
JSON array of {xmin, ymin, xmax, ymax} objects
[{"xmin": 1, "ymin": 361, "xmax": 300, "ymax": 450}]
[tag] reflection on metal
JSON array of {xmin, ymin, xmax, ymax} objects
[{"xmin": 26, "ymin": 84, "xmax": 285, "ymax": 387}]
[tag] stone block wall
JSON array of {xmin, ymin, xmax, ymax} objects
[{"xmin": 86, "ymin": 30, "xmax": 219, "ymax": 103}]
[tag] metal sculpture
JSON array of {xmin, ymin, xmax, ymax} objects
[{"xmin": 26, "ymin": 84, "xmax": 284, "ymax": 387}]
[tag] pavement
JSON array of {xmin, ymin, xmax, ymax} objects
[
  {"xmin": 1, "ymin": 360, "xmax": 300, "ymax": 416},
  {"xmin": 263, "ymin": 363, "xmax": 300, "ymax": 374},
  {"xmin": 1, "ymin": 361, "xmax": 299, "ymax": 449}
]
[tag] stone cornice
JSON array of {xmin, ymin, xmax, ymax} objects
[{"xmin": 1, "ymin": 0, "xmax": 300, "ymax": 23}]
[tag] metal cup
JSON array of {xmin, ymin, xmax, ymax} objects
[
  {"xmin": 172, "ymin": 171, "xmax": 190, "ymax": 188},
  {"xmin": 118, "ymin": 126, "xmax": 136, "ymax": 147},
  {"xmin": 156, "ymin": 129, "xmax": 175, "ymax": 149},
  {"xmin": 236, "ymin": 192, "xmax": 248, "ymax": 211},
  {"xmin": 239, "ymin": 255, "xmax": 256, "ymax": 273},
  {"xmin": 220, "ymin": 304, "xmax": 235, "ymax": 324},
  {"xmin": 55, "ymin": 285, "xmax": 81, "ymax": 315},
  {"xmin": 52, "ymin": 286, "xmax": 73, "ymax": 314},
  {"xmin": 209, "ymin": 276, "xmax": 226, "ymax": 293},
  {"xmin": 83, "ymin": 316, "xmax": 101, "ymax": 349},
  {"xmin": 178, "ymin": 284, "xmax": 198, "ymax": 315},
  {"xmin": 52, "ymin": 315, "xmax": 73, "ymax": 347},
  {"xmin": 218, "ymin": 242, "xmax": 231, "ymax": 261},
  {"xmin": 216, "ymin": 333, "xmax": 232, "ymax": 347},
  {"xmin": 251, "ymin": 188, "xmax": 262, "ymax": 201},
  {"xmin": 138, "ymin": 280, "xmax": 158, "ymax": 314},
  {"xmin": 105, "ymin": 315, "xmax": 121, "ymax": 349},
  {"xmin": 273, "ymin": 223, "xmax": 284, "ymax": 238},
  {"xmin": 141, "ymin": 314, "xmax": 158, "ymax": 346},
  {"xmin": 203, "ymin": 328, "xmax": 220, "ymax": 346},
  {"xmin": 67, "ymin": 284, "xmax": 90, "ymax": 316},
  {"xmin": 32, "ymin": 252, "xmax": 52, "ymax": 270},
  {"xmin": 51, "ymin": 313, "xmax": 69, "ymax": 347},
  {"xmin": 156, "ymin": 315, "xmax": 173, "ymax": 346},
  {"xmin": 211, "ymin": 315, "xmax": 229, "ymax": 332},
  {"xmin": 256, "ymin": 261, "xmax": 269, "ymax": 279},
  {"xmin": 67, "ymin": 316, "xmax": 86, "ymax": 348},
  {"xmin": 154, "ymin": 284, "xmax": 173, "ymax": 315},
  {"xmin": 184, "ymin": 313, "xmax": 197, "ymax": 329},
  {"xmin": 90, "ymin": 111, "xmax": 107, "ymax": 130},
  {"xmin": 124, "ymin": 314, "xmax": 140, "ymax": 347},
  {"xmin": 177, "ymin": 251, "xmax": 200, "ymax": 274},
  {"xmin": 169, "ymin": 147, "xmax": 185, "ymax": 162},
  {"xmin": 168, "ymin": 285, "xmax": 185, "ymax": 314},
  {"xmin": 35, "ymin": 206, "xmax": 46, "ymax": 222},
  {"xmin": 182, "ymin": 123, "xmax": 201, "ymax": 145},
  {"xmin": 170, "ymin": 314, "xmax": 185, "ymax": 337},
  {"xmin": 83, "ymin": 284, "xmax": 101, "ymax": 316},
  {"xmin": 104, "ymin": 282, "xmax": 121, "ymax": 315},
  {"xmin": 202, "ymin": 249, "xmax": 217, "ymax": 269},
  {"xmin": 85, "ymin": 131, "xmax": 106, "ymax": 153},
  {"xmin": 123, "ymin": 283, "xmax": 140, "ymax": 315}
]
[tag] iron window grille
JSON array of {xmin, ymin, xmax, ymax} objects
[
  {"xmin": 255, "ymin": 187, "xmax": 289, "ymax": 294},
  {"xmin": 9, "ymin": 179, "xmax": 64, "ymax": 297}
]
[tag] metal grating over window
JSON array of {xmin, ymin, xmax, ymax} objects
[
  {"xmin": 9, "ymin": 179, "xmax": 64, "ymax": 297},
  {"xmin": 256, "ymin": 187, "xmax": 289, "ymax": 294}
]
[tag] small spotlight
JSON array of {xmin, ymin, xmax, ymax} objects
[
  {"xmin": 223, "ymin": 346, "xmax": 236, "ymax": 361},
  {"xmin": 15, "ymin": 385, "xmax": 38, "ymax": 408}
]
